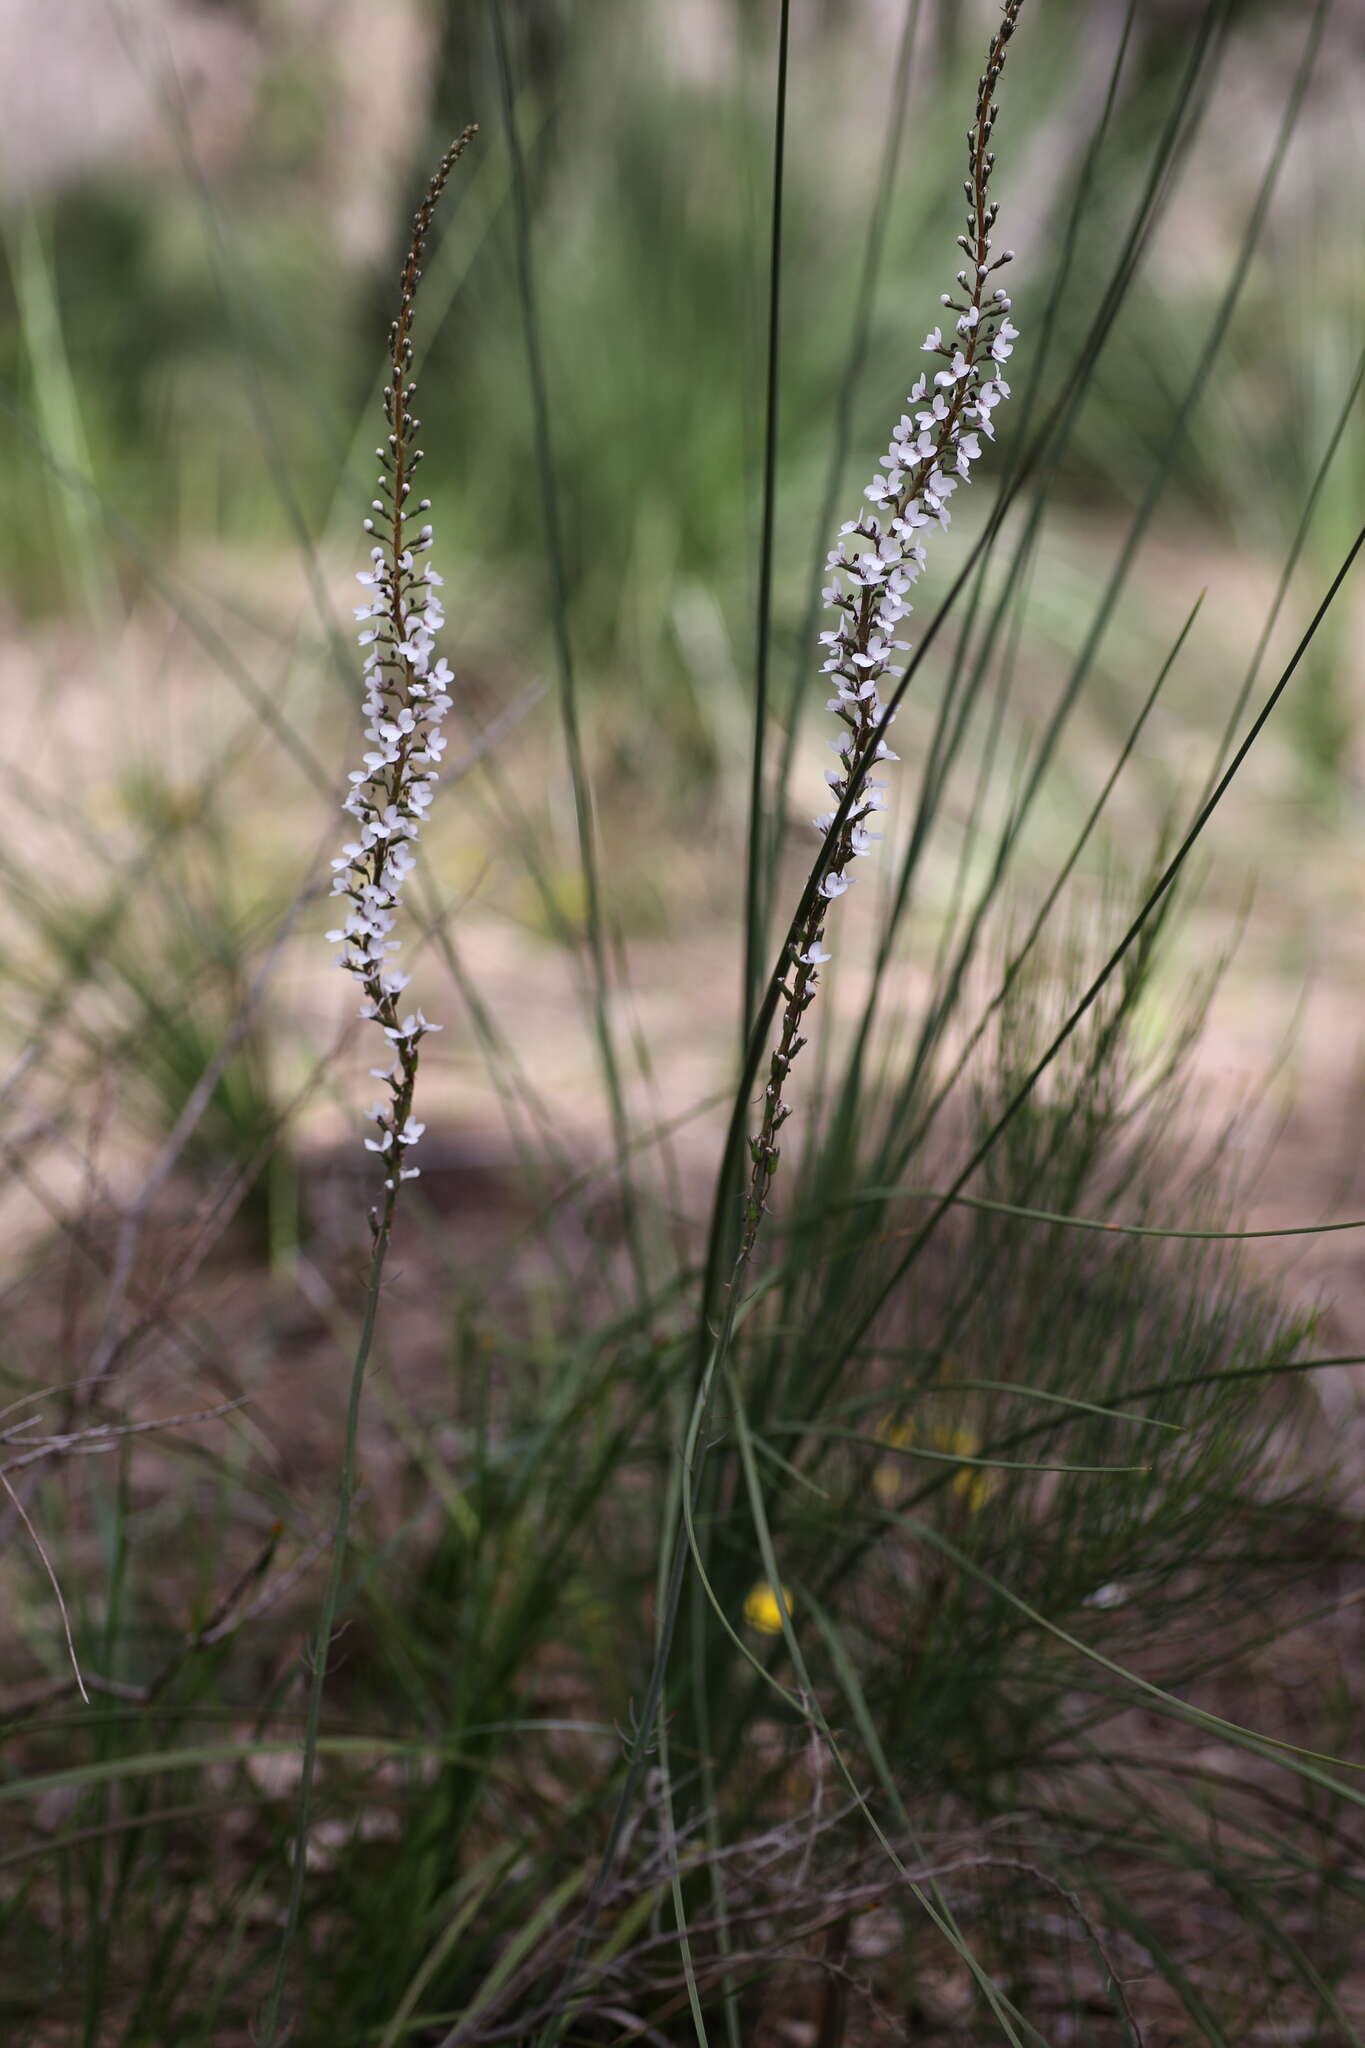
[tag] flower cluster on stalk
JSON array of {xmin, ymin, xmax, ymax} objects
[
  {"xmin": 327, "ymin": 538, "xmax": 448, "ymax": 1191},
  {"xmin": 325, "ymin": 127, "xmax": 476, "ymax": 1212},
  {"xmin": 743, "ymin": 2, "xmax": 1023, "ymax": 1252}
]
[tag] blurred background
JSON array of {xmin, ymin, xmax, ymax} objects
[
  {"xmin": 1, "ymin": 0, "xmax": 1362, "ymax": 1236},
  {"xmin": 2, "ymin": 0, "xmax": 1365, "ymax": 2038}
]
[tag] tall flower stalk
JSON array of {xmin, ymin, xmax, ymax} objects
[
  {"xmin": 327, "ymin": 124, "xmax": 479, "ymax": 1232},
  {"xmin": 742, "ymin": 1, "xmax": 1023, "ymax": 1257},
  {"xmin": 262, "ymin": 128, "xmax": 476, "ymax": 2047}
]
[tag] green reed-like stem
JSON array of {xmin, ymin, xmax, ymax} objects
[
  {"xmin": 487, "ymin": 0, "xmax": 650, "ymax": 1307},
  {"xmin": 742, "ymin": 0, "xmax": 792, "ymax": 1046}
]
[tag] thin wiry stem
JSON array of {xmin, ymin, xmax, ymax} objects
[
  {"xmin": 767, "ymin": 0, "xmax": 924, "ymax": 896},
  {"xmin": 0, "ymin": 1468, "xmax": 88, "ymax": 1703},
  {"xmin": 742, "ymin": 0, "xmax": 792, "ymax": 1043},
  {"xmin": 259, "ymin": 1224, "xmax": 392, "ymax": 2045},
  {"xmin": 486, "ymin": 0, "xmax": 650, "ymax": 1303}
]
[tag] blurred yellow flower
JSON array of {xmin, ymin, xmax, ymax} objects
[
  {"xmin": 873, "ymin": 1417, "xmax": 916, "ymax": 1503},
  {"xmin": 940, "ymin": 1427, "xmax": 1002, "ymax": 1512},
  {"xmin": 869, "ymin": 1417, "xmax": 1001, "ymax": 1512},
  {"xmin": 743, "ymin": 1581, "xmax": 794, "ymax": 1635}
]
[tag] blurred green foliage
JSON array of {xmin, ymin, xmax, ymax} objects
[{"xmin": 2, "ymin": 0, "xmax": 1358, "ymax": 795}]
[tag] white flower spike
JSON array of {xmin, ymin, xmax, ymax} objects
[
  {"xmin": 742, "ymin": 0, "xmax": 1024, "ymax": 1254},
  {"xmin": 327, "ymin": 124, "xmax": 478, "ymax": 1219}
]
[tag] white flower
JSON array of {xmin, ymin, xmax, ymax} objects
[
  {"xmin": 800, "ymin": 943, "xmax": 832, "ymax": 966},
  {"xmin": 1083, "ymin": 1582, "xmax": 1126, "ymax": 1610},
  {"xmin": 933, "ymin": 348, "xmax": 970, "ymax": 390}
]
